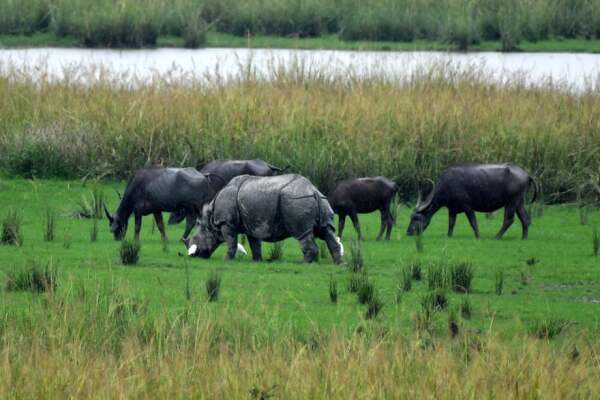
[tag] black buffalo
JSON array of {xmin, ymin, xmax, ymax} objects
[
  {"xmin": 104, "ymin": 168, "xmax": 213, "ymax": 241},
  {"xmin": 328, "ymin": 176, "xmax": 398, "ymax": 241},
  {"xmin": 406, "ymin": 163, "xmax": 538, "ymax": 239},
  {"xmin": 168, "ymin": 159, "xmax": 286, "ymax": 224}
]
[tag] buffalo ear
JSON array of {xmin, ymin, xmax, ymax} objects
[{"xmin": 104, "ymin": 205, "xmax": 114, "ymax": 223}]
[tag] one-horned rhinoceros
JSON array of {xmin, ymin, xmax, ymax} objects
[{"xmin": 183, "ymin": 174, "xmax": 344, "ymax": 264}]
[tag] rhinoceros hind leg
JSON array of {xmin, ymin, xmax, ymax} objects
[
  {"xmin": 247, "ymin": 236, "xmax": 263, "ymax": 261},
  {"xmin": 299, "ymin": 234, "xmax": 318, "ymax": 263}
]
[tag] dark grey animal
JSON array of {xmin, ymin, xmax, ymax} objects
[
  {"xmin": 406, "ymin": 163, "xmax": 538, "ymax": 239},
  {"xmin": 184, "ymin": 174, "xmax": 343, "ymax": 264},
  {"xmin": 328, "ymin": 176, "xmax": 398, "ymax": 241},
  {"xmin": 104, "ymin": 168, "xmax": 214, "ymax": 241},
  {"xmin": 168, "ymin": 159, "xmax": 286, "ymax": 224}
]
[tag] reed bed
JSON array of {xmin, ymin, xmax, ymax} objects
[
  {"xmin": 0, "ymin": 288, "xmax": 598, "ymax": 399},
  {"xmin": 2, "ymin": 0, "xmax": 600, "ymax": 48},
  {"xmin": 0, "ymin": 61, "xmax": 599, "ymax": 200}
]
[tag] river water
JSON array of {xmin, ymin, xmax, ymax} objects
[{"xmin": 1, "ymin": 47, "xmax": 600, "ymax": 90}]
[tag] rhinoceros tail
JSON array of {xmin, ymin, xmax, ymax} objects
[{"xmin": 528, "ymin": 176, "xmax": 539, "ymax": 204}]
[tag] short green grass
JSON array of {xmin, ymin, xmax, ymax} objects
[
  {"xmin": 1, "ymin": 178, "xmax": 599, "ymax": 338},
  {"xmin": 3, "ymin": 31, "xmax": 600, "ymax": 53}
]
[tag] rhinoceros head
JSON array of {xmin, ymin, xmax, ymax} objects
[{"xmin": 183, "ymin": 204, "xmax": 222, "ymax": 258}]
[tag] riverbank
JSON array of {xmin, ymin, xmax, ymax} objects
[{"xmin": 2, "ymin": 32, "xmax": 600, "ymax": 53}]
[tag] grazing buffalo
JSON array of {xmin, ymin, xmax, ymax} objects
[
  {"xmin": 328, "ymin": 176, "xmax": 398, "ymax": 241},
  {"xmin": 184, "ymin": 174, "xmax": 344, "ymax": 264},
  {"xmin": 406, "ymin": 163, "xmax": 538, "ymax": 239},
  {"xmin": 104, "ymin": 168, "xmax": 213, "ymax": 241},
  {"xmin": 168, "ymin": 159, "xmax": 287, "ymax": 224}
]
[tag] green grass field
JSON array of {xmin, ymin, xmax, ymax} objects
[
  {"xmin": 3, "ymin": 31, "xmax": 600, "ymax": 53},
  {"xmin": 1, "ymin": 178, "xmax": 598, "ymax": 339}
]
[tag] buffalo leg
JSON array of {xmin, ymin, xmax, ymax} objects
[
  {"xmin": 299, "ymin": 233, "xmax": 318, "ymax": 263},
  {"xmin": 349, "ymin": 213, "xmax": 363, "ymax": 241},
  {"xmin": 182, "ymin": 213, "xmax": 195, "ymax": 240},
  {"xmin": 465, "ymin": 210, "xmax": 480, "ymax": 239},
  {"xmin": 385, "ymin": 209, "xmax": 394, "ymax": 241},
  {"xmin": 495, "ymin": 207, "xmax": 516, "ymax": 240},
  {"xmin": 221, "ymin": 226, "xmax": 238, "ymax": 260},
  {"xmin": 153, "ymin": 212, "xmax": 167, "ymax": 242},
  {"xmin": 247, "ymin": 236, "xmax": 263, "ymax": 261},
  {"xmin": 448, "ymin": 212, "xmax": 457, "ymax": 237},
  {"xmin": 516, "ymin": 203, "xmax": 530, "ymax": 239},
  {"xmin": 376, "ymin": 211, "xmax": 387, "ymax": 241},
  {"xmin": 338, "ymin": 213, "xmax": 346, "ymax": 239},
  {"xmin": 317, "ymin": 227, "xmax": 343, "ymax": 264},
  {"xmin": 134, "ymin": 213, "xmax": 142, "ymax": 241}
]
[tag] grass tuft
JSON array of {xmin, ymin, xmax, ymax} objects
[
  {"xmin": 400, "ymin": 267, "xmax": 412, "ymax": 292},
  {"xmin": 73, "ymin": 187, "xmax": 105, "ymax": 219},
  {"xmin": 450, "ymin": 262, "xmax": 474, "ymax": 293},
  {"xmin": 120, "ymin": 239, "xmax": 140, "ymax": 265},
  {"xmin": 206, "ymin": 270, "xmax": 222, "ymax": 302},
  {"xmin": 460, "ymin": 297, "xmax": 472, "ymax": 319},
  {"xmin": 329, "ymin": 275, "xmax": 338, "ymax": 304},
  {"xmin": 528, "ymin": 318, "xmax": 567, "ymax": 339},
  {"xmin": 421, "ymin": 289, "xmax": 449, "ymax": 312},
  {"xmin": 43, "ymin": 208, "xmax": 56, "ymax": 242},
  {"xmin": 365, "ymin": 293, "xmax": 383, "ymax": 319},
  {"xmin": 495, "ymin": 271, "xmax": 504, "ymax": 295},
  {"xmin": 90, "ymin": 219, "xmax": 98, "ymax": 242},
  {"xmin": 1, "ymin": 209, "xmax": 23, "ymax": 246},
  {"xmin": 348, "ymin": 239, "xmax": 364, "ymax": 272},
  {"xmin": 427, "ymin": 262, "xmax": 449, "ymax": 290},
  {"xmin": 5, "ymin": 259, "xmax": 58, "ymax": 293},
  {"xmin": 268, "ymin": 241, "xmax": 284, "ymax": 262},
  {"xmin": 593, "ymin": 226, "xmax": 599, "ymax": 257},
  {"xmin": 356, "ymin": 275, "xmax": 375, "ymax": 305}
]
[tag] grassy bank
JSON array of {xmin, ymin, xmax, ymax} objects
[
  {"xmin": 1, "ymin": 63, "xmax": 599, "ymax": 200},
  {"xmin": 4, "ymin": 31, "xmax": 600, "ymax": 53},
  {"xmin": 3, "ymin": 0, "xmax": 600, "ymax": 51},
  {"xmin": 0, "ymin": 178, "xmax": 599, "ymax": 397}
]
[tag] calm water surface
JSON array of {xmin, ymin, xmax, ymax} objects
[{"xmin": 1, "ymin": 47, "xmax": 599, "ymax": 90}]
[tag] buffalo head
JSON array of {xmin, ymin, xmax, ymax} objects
[
  {"xmin": 104, "ymin": 205, "xmax": 127, "ymax": 240},
  {"xmin": 407, "ymin": 181, "xmax": 435, "ymax": 236}
]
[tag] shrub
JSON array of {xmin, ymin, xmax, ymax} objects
[
  {"xmin": 5, "ymin": 260, "xmax": 58, "ymax": 293},
  {"xmin": 182, "ymin": 14, "xmax": 207, "ymax": 48},
  {"xmin": 268, "ymin": 241, "xmax": 284, "ymax": 262},
  {"xmin": 206, "ymin": 270, "xmax": 222, "ymax": 302},
  {"xmin": 120, "ymin": 239, "xmax": 140, "ymax": 265},
  {"xmin": 1, "ymin": 209, "xmax": 23, "ymax": 246},
  {"xmin": 43, "ymin": 208, "xmax": 56, "ymax": 242},
  {"xmin": 348, "ymin": 272, "xmax": 366, "ymax": 293},
  {"xmin": 73, "ymin": 187, "xmax": 105, "ymax": 219},
  {"xmin": 450, "ymin": 262, "xmax": 474, "ymax": 293},
  {"xmin": 329, "ymin": 275, "xmax": 338, "ymax": 304}
]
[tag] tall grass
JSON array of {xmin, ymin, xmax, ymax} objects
[
  {"xmin": 0, "ymin": 63, "xmax": 599, "ymax": 200},
  {"xmin": 0, "ymin": 288, "xmax": 598, "ymax": 398},
  {"xmin": 5, "ymin": 0, "xmax": 600, "ymax": 49}
]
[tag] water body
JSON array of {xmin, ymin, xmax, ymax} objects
[{"xmin": 1, "ymin": 47, "xmax": 599, "ymax": 90}]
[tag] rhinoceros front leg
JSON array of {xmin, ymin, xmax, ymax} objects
[
  {"xmin": 318, "ymin": 227, "xmax": 344, "ymax": 265},
  {"xmin": 247, "ymin": 236, "xmax": 263, "ymax": 262},
  {"xmin": 221, "ymin": 225, "xmax": 239, "ymax": 260},
  {"xmin": 299, "ymin": 233, "xmax": 319, "ymax": 263}
]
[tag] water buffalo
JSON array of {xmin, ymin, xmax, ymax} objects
[
  {"xmin": 183, "ymin": 174, "xmax": 343, "ymax": 264},
  {"xmin": 168, "ymin": 159, "xmax": 287, "ymax": 224},
  {"xmin": 406, "ymin": 163, "xmax": 538, "ymax": 239},
  {"xmin": 104, "ymin": 168, "xmax": 214, "ymax": 241},
  {"xmin": 328, "ymin": 176, "xmax": 398, "ymax": 241}
]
